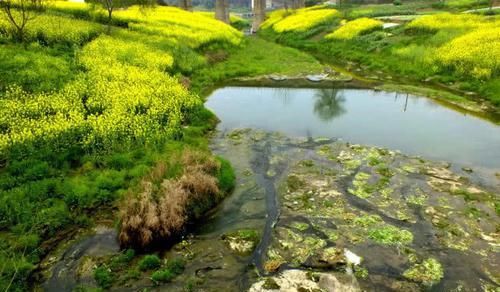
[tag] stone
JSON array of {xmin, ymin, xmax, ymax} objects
[
  {"xmin": 318, "ymin": 273, "xmax": 360, "ymax": 292},
  {"xmin": 306, "ymin": 74, "xmax": 328, "ymax": 82},
  {"xmin": 249, "ymin": 270, "xmax": 360, "ymax": 292},
  {"xmin": 269, "ymin": 74, "xmax": 287, "ymax": 81}
]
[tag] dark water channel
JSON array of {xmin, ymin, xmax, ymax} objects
[{"xmin": 206, "ymin": 87, "xmax": 500, "ymax": 171}]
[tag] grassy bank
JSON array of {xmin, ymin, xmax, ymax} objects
[
  {"xmin": 258, "ymin": 4, "xmax": 500, "ymax": 110},
  {"xmin": 0, "ymin": 5, "xmax": 243, "ymax": 290},
  {"xmin": 0, "ymin": 2, "xmax": 333, "ymax": 289}
]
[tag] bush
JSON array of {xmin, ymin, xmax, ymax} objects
[
  {"xmin": 110, "ymin": 249, "xmax": 135, "ymax": 270},
  {"xmin": 151, "ymin": 269, "xmax": 175, "ymax": 283},
  {"xmin": 393, "ymin": 0, "xmax": 402, "ymax": 5},
  {"xmin": 94, "ymin": 265, "xmax": 114, "ymax": 289},
  {"xmin": 138, "ymin": 255, "xmax": 161, "ymax": 271},
  {"xmin": 151, "ymin": 258, "xmax": 185, "ymax": 284}
]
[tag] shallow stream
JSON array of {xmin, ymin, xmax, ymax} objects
[{"xmin": 41, "ymin": 86, "xmax": 500, "ymax": 291}]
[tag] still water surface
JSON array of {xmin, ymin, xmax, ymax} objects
[{"xmin": 206, "ymin": 87, "xmax": 500, "ymax": 169}]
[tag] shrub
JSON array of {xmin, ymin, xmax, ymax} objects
[
  {"xmin": 94, "ymin": 265, "xmax": 114, "ymax": 289},
  {"xmin": 151, "ymin": 258, "xmax": 185, "ymax": 284},
  {"xmin": 110, "ymin": 249, "xmax": 135, "ymax": 270},
  {"xmin": 138, "ymin": 255, "xmax": 161, "ymax": 271},
  {"xmin": 165, "ymin": 258, "xmax": 185, "ymax": 274},
  {"xmin": 151, "ymin": 269, "xmax": 175, "ymax": 283},
  {"xmin": 326, "ymin": 18, "xmax": 383, "ymax": 40}
]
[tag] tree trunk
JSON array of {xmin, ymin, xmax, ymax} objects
[
  {"xmin": 179, "ymin": 0, "xmax": 192, "ymax": 11},
  {"xmin": 296, "ymin": 0, "xmax": 305, "ymax": 8},
  {"xmin": 215, "ymin": 0, "xmax": 229, "ymax": 23},
  {"xmin": 252, "ymin": 0, "xmax": 265, "ymax": 33}
]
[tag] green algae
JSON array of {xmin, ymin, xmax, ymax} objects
[
  {"xmin": 368, "ymin": 226, "xmax": 413, "ymax": 245},
  {"xmin": 353, "ymin": 214, "xmax": 383, "ymax": 227},
  {"xmin": 403, "ymin": 258, "xmax": 444, "ymax": 286},
  {"xmin": 223, "ymin": 229, "xmax": 260, "ymax": 254},
  {"xmin": 349, "ymin": 172, "xmax": 373, "ymax": 198},
  {"xmin": 406, "ymin": 189, "xmax": 427, "ymax": 206},
  {"xmin": 354, "ymin": 266, "xmax": 369, "ymax": 279},
  {"xmin": 291, "ymin": 222, "xmax": 310, "ymax": 231}
]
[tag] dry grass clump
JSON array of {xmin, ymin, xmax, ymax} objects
[{"xmin": 119, "ymin": 150, "xmax": 221, "ymax": 248}]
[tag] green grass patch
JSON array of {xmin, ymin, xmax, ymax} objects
[{"xmin": 191, "ymin": 36, "xmax": 323, "ymax": 93}]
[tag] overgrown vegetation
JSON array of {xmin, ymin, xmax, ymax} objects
[
  {"xmin": 119, "ymin": 150, "xmax": 232, "ymax": 248},
  {"xmin": 0, "ymin": 5, "xmax": 240, "ymax": 290},
  {"xmin": 259, "ymin": 3, "xmax": 500, "ymax": 108}
]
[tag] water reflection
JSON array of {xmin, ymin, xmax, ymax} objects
[
  {"xmin": 313, "ymin": 88, "xmax": 346, "ymax": 121},
  {"xmin": 205, "ymin": 87, "xmax": 500, "ymax": 169}
]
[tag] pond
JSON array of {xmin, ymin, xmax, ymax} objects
[{"xmin": 206, "ymin": 86, "xmax": 500, "ymax": 171}]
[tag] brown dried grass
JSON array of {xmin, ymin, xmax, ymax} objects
[{"xmin": 119, "ymin": 150, "xmax": 222, "ymax": 248}]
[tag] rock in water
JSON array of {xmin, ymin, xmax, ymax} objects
[
  {"xmin": 306, "ymin": 74, "xmax": 328, "ymax": 82},
  {"xmin": 269, "ymin": 74, "xmax": 287, "ymax": 81}
]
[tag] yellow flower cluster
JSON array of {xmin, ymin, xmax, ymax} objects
[
  {"xmin": 407, "ymin": 13, "xmax": 499, "ymax": 31},
  {"xmin": 260, "ymin": 9, "xmax": 290, "ymax": 30},
  {"xmin": 325, "ymin": 17, "xmax": 383, "ymax": 40},
  {"xmin": 0, "ymin": 5, "xmax": 246, "ymax": 156},
  {"xmin": 114, "ymin": 6, "xmax": 242, "ymax": 48},
  {"xmin": 79, "ymin": 35, "xmax": 174, "ymax": 71},
  {"xmin": 436, "ymin": 27, "xmax": 500, "ymax": 79},
  {"xmin": 194, "ymin": 11, "xmax": 245, "ymax": 24},
  {"xmin": 263, "ymin": 7, "xmax": 340, "ymax": 33},
  {"xmin": 0, "ymin": 12, "xmax": 102, "ymax": 45},
  {"xmin": 0, "ymin": 33, "xmax": 199, "ymax": 155},
  {"xmin": 50, "ymin": 0, "xmax": 91, "ymax": 13},
  {"xmin": 406, "ymin": 13, "xmax": 500, "ymax": 79}
]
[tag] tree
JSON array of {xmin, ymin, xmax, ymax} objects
[
  {"xmin": 252, "ymin": 0, "xmax": 265, "ymax": 32},
  {"xmin": 179, "ymin": 0, "xmax": 192, "ymax": 11},
  {"xmin": 0, "ymin": 0, "xmax": 42, "ymax": 42},
  {"xmin": 290, "ymin": 0, "xmax": 304, "ymax": 9},
  {"xmin": 215, "ymin": 0, "xmax": 229, "ymax": 23},
  {"xmin": 87, "ymin": 0, "xmax": 154, "ymax": 26}
]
